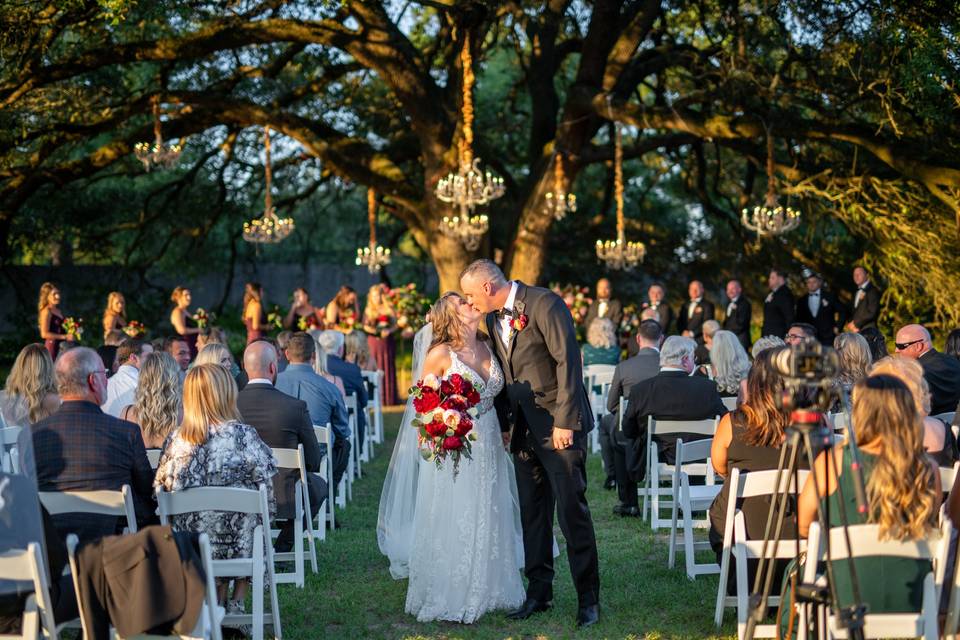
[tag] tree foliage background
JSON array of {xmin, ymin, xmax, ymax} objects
[{"xmin": 2, "ymin": 0, "xmax": 959, "ymax": 337}]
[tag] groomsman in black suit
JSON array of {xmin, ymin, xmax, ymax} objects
[
  {"xmin": 584, "ymin": 278, "xmax": 623, "ymax": 329},
  {"xmin": 794, "ymin": 269, "xmax": 845, "ymax": 345},
  {"xmin": 846, "ymin": 266, "xmax": 882, "ymax": 333},
  {"xmin": 762, "ymin": 268, "xmax": 794, "ymax": 338},
  {"xmin": 642, "ymin": 283, "xmax": 674, "ymax": 335},
  {"xmin": 894, "ymin": 324, "xmax": 960, "ymax": 415},
  {"xmin": 722, "ymin": 279, "xmax": 752, "ymax": 350},
  {"xmin": 676, "ymin": 280, "xmax": 714, "ymax": 343}
]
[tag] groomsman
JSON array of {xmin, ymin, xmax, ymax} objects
[
  {"xmin": 762, "ymin": 268, "xmax": 794, "ymax": 339},
  {"xmin": 642, "ymin": 283, "xmax": 674, "ymax": 335},
  {"xmin": 676, "ymin": 280, "xmax": 715, "ymax": 343},
  {"xmin": 584, "ymin": 278, "xmax": 623, "ymax": 329},
  {"xmin": 846, "ymin": 265, "xmax": 881, "ymax": 332},
  {"xmin": 794, "ymin": 269, "xmax": 845, "ymax": 345},
  {"xmin": 722, "ymin": 279, "xmax": 752, "ymax": 350}
]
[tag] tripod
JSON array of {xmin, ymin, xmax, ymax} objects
[{"xmin": 743, "ymin": 404, "xmax": 869, "ymax": 640}]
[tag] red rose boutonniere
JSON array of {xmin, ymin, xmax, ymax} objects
[{"xmin": 510, "ymin": 313, "xmax": 528, "ymax": 332}]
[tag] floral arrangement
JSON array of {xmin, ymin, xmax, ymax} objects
[
  {"xmin": 297, "ymin": 315, "xmax": 322, "ymax": 332},
  {"xmin": 387, "ymin": 283, "xmax": 432, "ymax": 338},
  {"xmin": 123, "ymin": 320, "xmax": 147, "ymax": 338},
  {"xmin": 410, "ymin": 372, "xmax": 482, "ymax": 478},
  {"xmin": 619, "ymin": 303, "xmax": 641, "ymax": 335},
  {"xmin": 267, "ymin": 305, "xmax": 284, "ymax": 331},
  {"xmin": 375, "ymin": 314, "xmax": 392, "ymax": 331},
  {"xmin": 550, "ymin": 283, "xmax": 592, "ymax": 340},
  {"xmin": 192, "ymin": 308, "xmax": 210, "ymax": 329},
  {"xmin": 63, "ymin": 317, "xmax": 84, "ymax": 341}
]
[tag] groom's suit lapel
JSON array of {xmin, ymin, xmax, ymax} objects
[{"xmin": 506, "ymin": 283, "xmax": 528, "ymax": 372}]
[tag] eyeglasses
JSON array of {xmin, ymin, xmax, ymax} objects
[
  {"xmin": 785, "ymin": 333, "xmax": 806, "ymax": 341},
  {"xmin": 895, "ymin": 339, "xmax": 924, "ymax": 351}
]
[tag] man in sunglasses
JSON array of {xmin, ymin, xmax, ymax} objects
[{"xmin": 895, "ymin": 324, "xmax": 960, "ymax": 415}]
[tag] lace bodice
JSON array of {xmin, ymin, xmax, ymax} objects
[{"xmin": 447, "ymin": 344, "xmax": 503, "ymax": 416}]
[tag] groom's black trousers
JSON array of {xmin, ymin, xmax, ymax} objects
[{"xmin": 513, "ymin": 418, "xmax": 600, "ymax": 608}]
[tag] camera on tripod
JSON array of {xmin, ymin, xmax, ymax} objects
[{"xmin": 770, "ymin": 337, "xmax": 841, "ymax": 414}]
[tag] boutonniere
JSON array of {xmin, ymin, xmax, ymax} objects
[
  {"xmin": 695, "ymin": 306, "xmax": 702, "ymax": 314},
  {"xmin": 730, "ymin": 303, "xmax": 737, "ymax": 309},
  {"xmin": 765, "ymin": 293, "xmax": 774, "ymax": 303},
  {"xmin": 510, "ymin": 313, "xmax": 528, "ymax": 332},
  {"xmin": 822, "ymin": 299, "xmax": 830, "ymax": 307}
]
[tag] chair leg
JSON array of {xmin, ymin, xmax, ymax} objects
[
  {"xmin": 252, "ymin": 548, "xmax": 265, "ymax": 640},
  {"xmin": 668, "ymin": 488, "xmax": 679, "ymax": 569},
  {"xmin": 683, "ymin": 497, "xmax": 696, "ymax": 580}
]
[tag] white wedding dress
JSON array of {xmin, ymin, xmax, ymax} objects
[{"xmin": 378, "ymin": 326, "xmax": 525, "ymax": 624}]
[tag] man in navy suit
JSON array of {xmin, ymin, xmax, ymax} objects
[
  {"xmin": 318, "ymin": 330, "xmax": 368, "ymax": 455},
  {"xmin": 30, "ymin": 347, "xmax": 154, "ymax": 542}
]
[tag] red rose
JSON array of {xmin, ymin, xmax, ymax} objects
[
  {"xmin": 442, "ymin": 436, "xmax": 463, "ymax": 450},
  {"xmin": 454, "ymin": 416, "xmax": 472, "ymax": 437},
  {"xmin": 459, "ymin": 378, "xmax": 474, "ymax": 396},
  {"xmin": 448, "ymin": 373, "xmax": 467, "ymax": 395},
  {"xmin": 425, "ymin": 419, "xmax": 446, "ymax": 438},
  {"xmin": 413, "ymin": 388, "xmax": 440, "ymax": 413},
  {"xmin": 440, "ymin": 395, "xmax": 467, "ymax": 412},
  {"xmin": 440, "ymin": 378, "xmax": 455, "ymax": 396},
  {"xmin": 467, "ymin": 389, "xmax": 481, "ymax": 405}
]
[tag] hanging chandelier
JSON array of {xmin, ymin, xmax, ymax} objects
[
  {"xmin": 741, "ymin": 125, "xmax": 801, "ymax": 237},
  {"xmin": 435, "ymin": 33, "xmax": 503, "ymax": 249},
  {"xmin": 243, "ymin": 126, "xmax": 295, "ymax": 244},
  {"xmin": 544, "ymin": 153, "xmax": 577, "ymax": 221},
  {"xmin": 595, "ymin": 118, "xmax": 645, "ymax": 270},
  {"xmin": 356, "ymin": 189, "xmax": 392, "ymax": 273},
  {"xmin": 134, "ymin": 95, "xmax": 182, "ymax": 171}
]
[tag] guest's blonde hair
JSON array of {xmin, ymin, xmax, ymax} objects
[
  {"xmin": 869, "ymin": 356, "xmax": 931, "ymax": 416},
  {"xmin": 344, "ymin": 331, "xmax": 371, "ymax": 365},
  {"xmin": 195, "ymin": 343, "xmax": 233, "ymax": 369},
  {"xmin": 834, "ymin": 333, "xmax": 872, "ymax": 386},
  {"xmin": 851, "ymin": 374, "xmax": 937, "ymax": 540},
  {"xmin": 134, "ymin": 352, "xmax": 181, "ymax": 445},
  {"xmin": 4, "ymin": 344, "xmax": 57, "ymax": 424},
  {"xmin": 179, "ymin": 364, "xmax": 241, "ymax": 445},
  {"xmin": 38, "ymin": 282, "xmax": 57, "ymax": 312},
  {"xmin": 587, "ymin": 318, "xmax": 617, "ymax": 350}
]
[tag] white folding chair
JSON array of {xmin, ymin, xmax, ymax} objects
[
  {"xmin": 722, "ymin": 397, "xmax": 738, "ymax": 412},
  {"xmin": 146, "ymin": 449, "xmax": 163, "ymax": 470},
  {"xmin": 584, "ymin": 365, "xmax": 616, "ymax": 455},
  {"xmin": 39, "ymin": 485, "xmax": 138, "ymax": 534},
  {"xmin": 588, "ymin": 390, "xmax": 605, "ymax": 456},
  {"xmin": 642, "ymin": 417, "xmax": 718, "ymax": 530},
  {"xmin": 941, "ymin": 461, "xmax": 960, "ymax": 499},
  {"xmin": 345, "ymin": 393, "xmax": 361, "ymax": 483},
  {"xmin": 271, "ymin": 445, "xmax": 318, "ymax": 586},
  {"xmin": 1, "ymin": 426, "xmax": 21, "ymax": 474},
  {"xmin": 713, "ymin": 467, "xmax": 810, "ymax": 635},
  {"xmin": 362, "ymin": 370, "xmax": 384, "ymax": 447},
  {"xmin": 802, "ymin": 520, "xmax": 950, "ymax": 640},
  {"xmin": 933, "ymin": 411, "xmax": 956, "ymax": 427},
  {"xmin": 0, "ymin": 543, "xmax": 59, "ymax": 639},
  {"xmin": 313, "ymin": 425, "xmax": 336, "ymax": 531},
  {"xmin": 668, "ymin": 438, "xmax": 722, "ymax": 579},
  {"xmin": 157, "ymin": 485, "xmax": 281, "ymax": 640}
]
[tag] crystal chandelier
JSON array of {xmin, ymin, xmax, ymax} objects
[
  {"xmin": 134, "ymin": 95, "xmax": 182, "ymax": 171},
  {"xmin": 741, "ymin": 125, "xmax": 801, "ymax": 237},
  {"xmin": 544, "ymin": 153, "xmax": 577, "ymax": 221},
  {"xmin": 435, "ymin": 33, "xmax": 504, "ymax": 249},
  {"xmin": 243, "ymin": 126, "xmax": 295, "ymax": 244},
  {"xmin": 595, "ymin": 119, "xmax": 645, "ymax": 270},
  {"xmin": 356, "ymin": 188, "xmax": 392, "ymax": 273}
]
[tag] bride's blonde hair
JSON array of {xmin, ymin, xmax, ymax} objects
[{"xmin": 428, "ymin": 292, "xmax": 485, "ymax": 351}]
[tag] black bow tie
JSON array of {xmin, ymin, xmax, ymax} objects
[{"xmin": 498, "ymin": 308, "xmax": 513, "ymax": 319}]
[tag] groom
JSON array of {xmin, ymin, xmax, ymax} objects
[{"xmin": 460, "ymin": 259, "xmax": 600, "ymax": 628}]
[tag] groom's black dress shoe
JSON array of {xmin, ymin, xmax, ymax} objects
[
  {"xmin": 576, "ymin": 604, "xmax": 599, "ymax": 628},
  {"xmin": 506, "ymin": 598, "xmax": 551, "ymax": 620},
  {"xmin": 603, "ymin": 477, "xmax": 617, "ymax": 490}
]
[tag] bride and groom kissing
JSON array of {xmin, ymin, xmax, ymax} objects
[{"xmin": 377, "ymin": 259, "xmax": 600, "ymax": 628}]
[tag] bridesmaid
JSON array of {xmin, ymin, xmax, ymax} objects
[
  {"xmin": 325, "ymin": 285, "xmax": 360, "ymax": 333},
  {"xmin": 362, "ymin": 283, "xmax": 398, "ymax": 405},
  {"xmin": 170, "ymin": 286, "xmax": 201, "ymax": 358},
  {"xmin": 242, "ymin": 282, "xmax": 267, "ymax": 345},
  {"xmin": 38, "ymin": 282, "xmax": 72, "ymax": 360},
  {"xmin": 102, "ymin": 291, "xmax": 127, "ymax": 340},
  {"xmin": 283, "ymin": 287, "xmax": 322, "ymax": 330}
]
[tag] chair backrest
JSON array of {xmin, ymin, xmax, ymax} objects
[
  {"xmin": 933, "ymin": 411, "xmax": 956, "ymax": 426},
  {"xmin": 812, "ymin": 521, "xmax": 946, "ymax": 561},
  {"xmin": 0, "ymin": 543, "xmax": 57, "ymax": 639},
  {"xmin": 273, "ymin": 444, "xmax": 309, "ymax": 490},
  {"xmin": 146, "ymin": 448, "xmax": 162, "ymax": 469},
  {"xmin": 731, "ymin": 467, "xmax": 811, "ymax": 500},
  {"xmin": 157, "ymin": 484, "xmax": 269, "ymax": 522},
  {"xmin": 0, "ymin": 425, "xmax": 21, "ymax": 447},
  {"xmin": 38, "ymin": 485, "xmax": 138, "ymax": 534},
  {"xmin": 941, "ymin": 461, "xmax": 960, "ymax": 494},
  {"xmin": 584, "ymin": 364, "xmax": 616, "ymax": 389},
  {"xmin": 675, "ymin": 438, "xmax": 714, "ymax": 466},
  {"xmin": 649, "ymin": 416, "xmax": 718, "ymax": 437},
  {"xmin": 722, "ymin": 396, "xmax": 738, "ymax": 412}
]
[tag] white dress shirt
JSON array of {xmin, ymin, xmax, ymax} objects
[
  {"xmin": 247, "ymin": 378, "xmax": 273, "ymax": 386},
  {"xmin": 499, "ymin": 281, "xmax": 520, "ymax": 347},
  {"xmin": 854, "ymin": 282, "xmax": 868, "ymax": 308},
  {"xmin": 687, "ymin": 297, "xmax": 702, "ymax": 318},
  {"xmin": 101, "ymin": 364, "xmax": 139, "ymax": 417},
  {"xmin": 808, "ymin": 289, "xmax": 821, "ymax": 317},
  {"xmin": 598, "ymin": 299, "xmax": 608, "ymax": 318},
  {"xmin": 726, "ymin": 296, "xmax": 739, "ymax": 319}
]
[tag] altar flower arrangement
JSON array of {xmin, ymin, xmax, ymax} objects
[
  {"xmin": 409, "ymin": 372, "xmax": 482, "ymax": 478},
  {"xmin": 123, "ymin": 321, "xmax": 147, "ymax": 338},
  {"xmin": 63, "ymin": 317, "xmax": 83, "ymax": 341},
  {"xmin": 388, "ymin": 283, "xmax": 432, "ymax": 338}
]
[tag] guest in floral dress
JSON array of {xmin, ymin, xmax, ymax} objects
[{"xmin": 154, "ymin": 363, "xmax": 277, "ymax": 609}]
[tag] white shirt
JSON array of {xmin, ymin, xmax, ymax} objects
[
  {"xmin": 499, "ymin": 281, "xmax": 519, "ymax": 347},
  {"xmin": 808, "ymin": 289, "xmax": 821, "ymax": 317},
  {"xmin": 726, "ymin": 296, "xmax": 739, "ymax": 318},
  {"xmin": 687, "ymin": 298, "xmax": 702, "ymax": 318},
  {"xmin": 854, "ymin": 281, "xmax": 868, "ymax": 307},
  {"xmin": 598, "ymin": 299, "xmax": 608, "ymax": 318},
  {"xmin": 101, "ymin": 364, "xmax": 139, "ymax": 418},
  {"xmin": 248, "ymin": 378, "xmax": 273, "ymax": 386}
]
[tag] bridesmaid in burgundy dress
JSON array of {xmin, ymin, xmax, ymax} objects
[
  {"xmin": 38, "ymin": 282, "xmax": 73, "ymax": 360},
  {"xmin": 169, "ymin": 286, "xmax": 201, "ymax": 358},
  {"xmin": 102, "ymin": 291, "xmax": 127, "ymax": 341},
  {"xmin": 362, "ymin": 283, "xmax": 398, "ymax": 405},
  {"xmin": 283, "ymin": 287, "xmax": 323, "ymax": 331},
  {"xmin": 243, "ymin": 282, "xmax": 267, "ymax": 344}
]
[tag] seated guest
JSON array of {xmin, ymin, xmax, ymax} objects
[
  {"xmin": 895, "ymin": 323, "xmax": 960, "ymax": 414},
  {"xmin": 154, "ymin": 363, "xmax": 277, "ymax": 611},
  {"xmin": 101, "ymin": 338, "xmax": 152, "ymax": 417},
  {"xmin": 1, "ymin": 344, "xmax": 60, "ymax": 427},
  {"xmin": 751, "ymin": 335, "xmax": 785, "ymax": 360},
  {"xmin": 709, "ymin": 347, "xmax": 807, "ymax": 593},
  {"xmin": 582, "ymin": 318, "xmax": 621, "ymax": 366},
  {"xmin": 622, "ymin": 336, "xmax": 727, "ymax": 474},
  {"xmin": 236, "ymin": 336, "xmax": 279, "ymax": 391},
  {"xmin": 97, "ymin": 330, "xmax": 127, "ymax": 378},
  {"xmin": 695, "ymin": 320, "xmax": 721, "ymax": 366},
  {"xmin": 784, "ymin": 322, "xmax": 816, "ymax": 346},
  {"xmin": 120, "ymin": 352, "xmax": 182, "ymax": 449},
  {"xmin": 236, "ymin": 341, "xmax": 326, "ymax": 551},
  {"xmin": 870, "ymin": 356, "xmax": 956, "ymax": 466},
  {"xmin": 319, "ymin": 330, "xmax": 368, "ymax": 451},
  {"xmin": 276, "ymin": 330, "xmax": 292, "ymax": 372},
  {"xmin": 708, "ymin": 330, "xmax": 750, "ymax": 399},
  {"xmin": 164, "ymin": 336, "xmax": 192, "ymax": 384},
  {"xmin": 194, "ymin": 342, "xmax": 234, "ymax": 369},
  {"xmin": 604, "ymin": 320, "xmax": 663, "ymax": 516},
  {"xmin": 946, "ymin": 328, "xmax": 960, "ymax": 360},
  {"xmin": 311, "ymin": 337, "xmax": 347, "ymax": 399},
  {"xmin": 31, "ymin": 347, "xmax": 154, "ymax": 541},
  {"xmin": 791, "ymin": 374, "xmax": 939, "ymax": 628},
  {"xmin": 859, "ymin": 326, "xmax": 889, "ymax": 362},
  {"xmin": 344, "ymin": 330, "xmax": 378, "ymax": 372},
  {"xmin": 276, "ymin": 332, "xmax": 351, "ymax": 490},
  {"xmin": 831, "ymin": 332, "xmax": 872, "ymax": 408}
]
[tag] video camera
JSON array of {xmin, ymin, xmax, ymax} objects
[{"xmin": 769, "ymin": 337, "xmax": 840, "ymax": 414}]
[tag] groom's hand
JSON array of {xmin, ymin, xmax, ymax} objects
[
  {"xmin": 552, "ymin": 427, "xmax": 574, "ymax": 450},
  {"xmin": 501, "ymin": 432, "xmax": 511, "ymax": 449}
]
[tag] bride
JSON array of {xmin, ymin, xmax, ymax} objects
[{"xmin": 377, "ymin": 292, "xmax": 525, "ymax": 623}]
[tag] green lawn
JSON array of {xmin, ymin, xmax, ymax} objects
[{"xmin": 278, "ymin": 410, "xmax": 737, "ymax": 639}]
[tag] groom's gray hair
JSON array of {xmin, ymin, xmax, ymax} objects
[
  {"xmin": 460, "ymin": 259, "xmax": 507, "ymax": 286},
  {"xmin": 659, "ymin": 336, "xmax": 696, "ymax": 368}
]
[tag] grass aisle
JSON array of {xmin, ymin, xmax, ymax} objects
[{"xmin": 279, "ymin": 410, "xmax": 737, "ymax": 639}]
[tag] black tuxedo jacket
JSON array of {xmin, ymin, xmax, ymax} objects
[
  {"xmin": 584, "ymin": 298, "xmax": 623, "ymax": 329},
  {"xmin": 237, "ymin": 383, "xmax": 322, "ymax": 519},
  {"xmin": 762, "ymin": 285, "xmax": 795, "ymax": 339},
  {"xmin": 486, "ymin": 282, "xmax": 594, "ymax": 453},
  {"xmin": 642, "ymin": 301, "xmax": 675, "ymax": 335},
  {"xmin": 919, "ymin": 349, "xmax": 960, "ymax": 415},
  {"xmin": 795, "ymin": 290, "xmax": 845, "ymax": 345},
  {"xmin": 676, "ymin": 299, "xmax": 715, "ymax": 340},
  {"xmin": 850, "ymin": 282, "xmax": 881, "ymax": 331},
  {"xmin": 722, "ymin": 297, "xmax": 752, "ymax": 349}
]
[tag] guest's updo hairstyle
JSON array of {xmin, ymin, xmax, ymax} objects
[{"xmin": 171, "ymin": 286, "xmax": 189, "ymax": 306}]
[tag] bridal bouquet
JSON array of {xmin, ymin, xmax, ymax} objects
[
  {"xmin": 410, "ymin": 372, "xmax": 482, "ymax": 478},
  {"xmin": 63, "ymin": 317, "xmax": 83, "ymax": 341},
  {"xmin": 297, "ymin": 315, "xmax": 321, "ymax": 331},
  {"xmin": 123, "ymin": 320, "xmax": 146, "ymax": 337}
]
